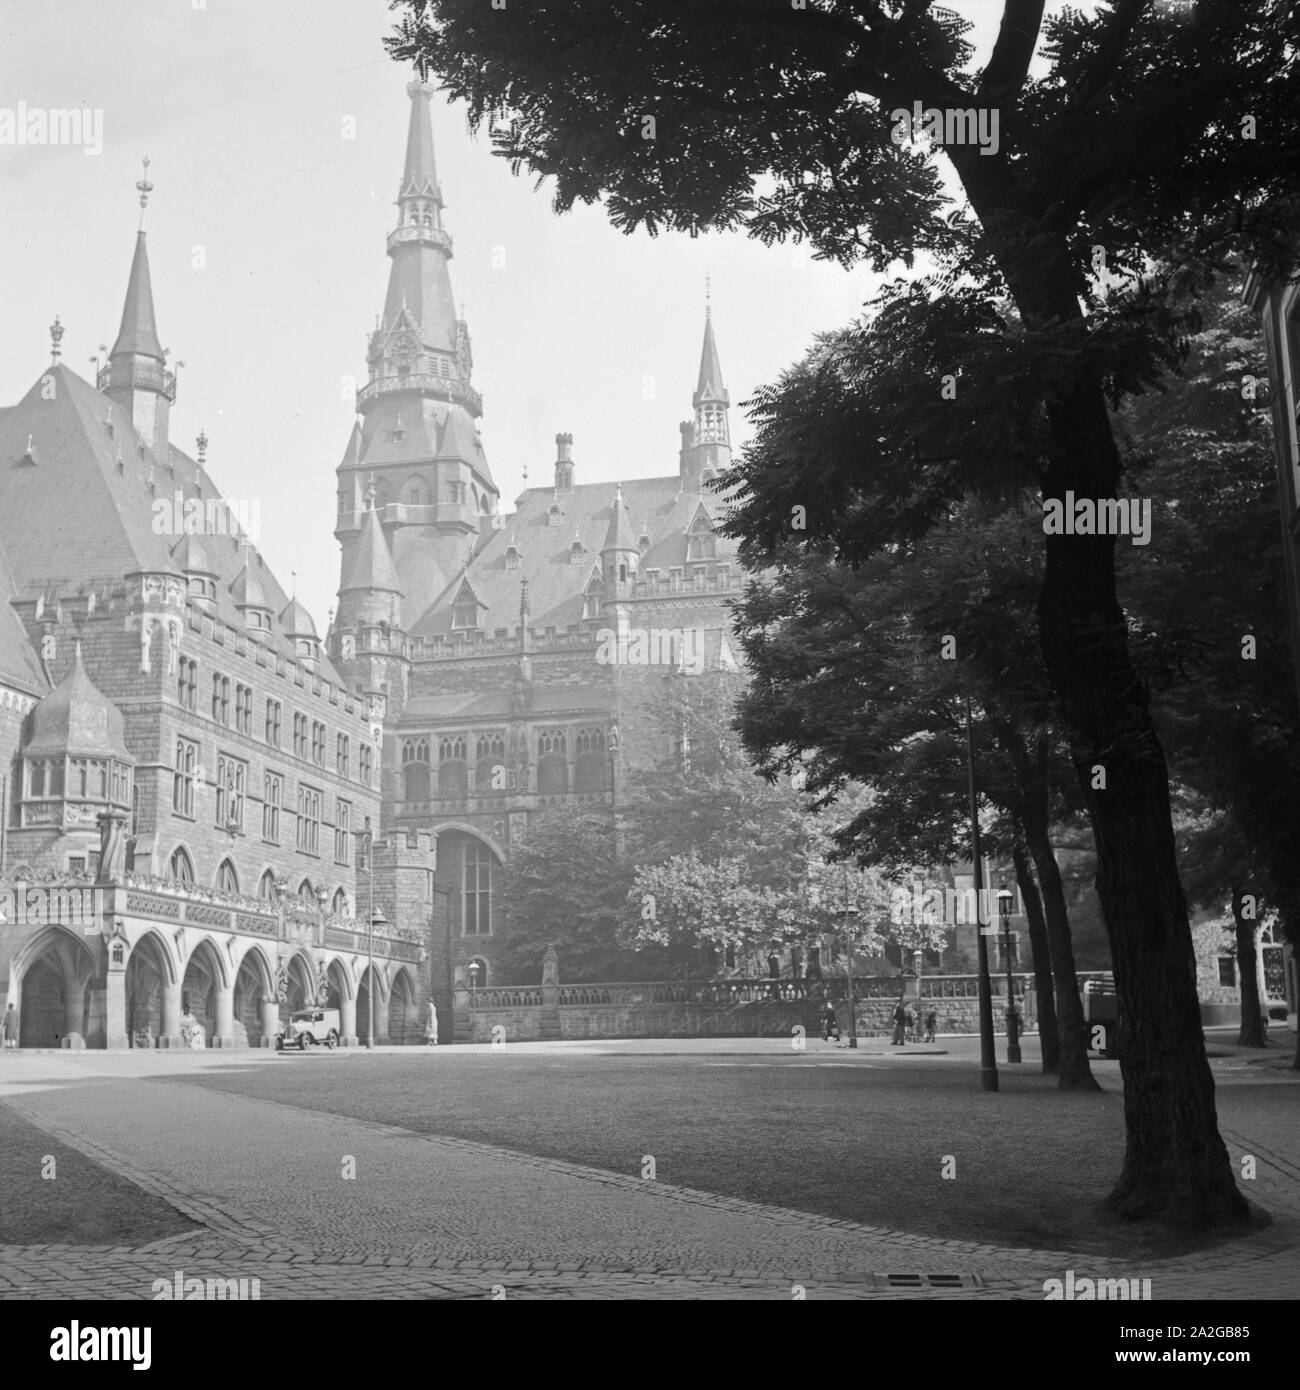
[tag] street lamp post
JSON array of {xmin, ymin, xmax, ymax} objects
[
  {"xmin": 998, "ymin": 885, "xmax": 1021, "ymax": 1063},
  {"xmin": 468, "ymin": 960, "xmax": 480, "ymax": 1001},
  {"xmin": 966, "ymin": 693, "xmax": 999, "ymax": 1092},
  {"xmin": 841, "ymin": 864, "xmax": 859, "ymax": 1049}
]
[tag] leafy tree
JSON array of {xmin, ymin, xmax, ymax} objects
[
  {"xmin": 1113, "ymin": 270, "xmax": 1300, "ymax": 1057},
  {"xmin": 730, "ymin": 514, "xmax": 1098, "ymax": 1086},
  {"xmin": 496, "ymin": 806, "xmax": 659, "ymax": 982},
  {"xmin": 386, "ymin": 0, "xmax": 1300, "ymax": 1225}
]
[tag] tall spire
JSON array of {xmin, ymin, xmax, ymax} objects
[
  {"xmin": 103, "ymin": 157, "xmax": 173, "ymax": 460},
  {"xmin": 680, "ymin": 306, "xmax": 731, "ymax": 491}
]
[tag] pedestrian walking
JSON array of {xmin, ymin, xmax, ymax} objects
[
  {"xmin": 924, "ymin": 1010, "xmax": 937, "ymax": 1043},
  {"xmin": 904, "ymin": 1006, "xmax": 916, "ymax": 1043},
  {"xmin": 891, "ymin": 1000, "xmax": 906, "ymax": 1045},
  {"xmin": 822, "ymin": 1000, "xmax": 840, "ymax": 1043},
  {"xmin": 3, "ymin": 1002, "xmax": 18, "ymax": 1049}
]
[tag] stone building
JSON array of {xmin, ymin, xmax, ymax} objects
[
  {"xmin": 329, "ymin": 81, "xmax": 743, "ymax": 1028},
  {"xmin": 0, "ymin": 170, "xmax": 432, "ymax": 1049}
]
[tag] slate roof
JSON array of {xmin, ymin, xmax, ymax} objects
[
  {"xmin": 0, "ymin": 537, "xmax": 46, "ymax": 697},
  {"xmin": 0, "ymin": 364, "xmax": 347, "ymax": 684},
  {"xmin": 25, "ymin": 642, "xmax": 132, "ymax": 759},
  {"xmin": 408, "ymin": 476, "xmax": 738, "ymax": 644}
]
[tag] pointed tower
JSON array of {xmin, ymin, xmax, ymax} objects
[
  {"xmin": 336, "ymin": 80, "xmax": 498, "ymax": 627},
  {"xmin": 601, "ymin": 483, "xmax": 639, "ymax": 610},
  {"xmin": 335, "ymin": 496, "xmax": 410, "ymax": 714},
  {"xmin": 679, "ymin": 302, "xmax": 731, "ymax": 492},
  {"xmin": 101, "ymin": 158, "xmax": 175, "ymax": 462}
]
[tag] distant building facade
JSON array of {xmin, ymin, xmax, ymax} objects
[
  {"xmin": 329, "ymin": 82, "xmax": 744, "ymax": 1029},
  {"xmin": 0, "ymin": 172, "xmax": 430, "ymax": 1049}
]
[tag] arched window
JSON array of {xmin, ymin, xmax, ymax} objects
[
  {"xmin": 574, "ymin": 727, "xmax": 607, "ymax": 792},
  {"xmin": 438, "ymin": 735, "xmax": 468, "ymax": 798},
  {"xmin": 463, "ymin": 842, "xmax": 492, "ymax": 936},
  {"xmin": 215, "ymin": 859, "xmax": 239, "ymax": 894},
  {"xmin": 332, "ymin": 888, "xmax": 348, "ymax": 916},
  {"xmin": 259, "ymin": 870, "xmax": 278, "ymax": 902},
  {"xmin": 298, "ymin": 879, "xmax": 315, "ymax": 903},
  {"xmin": 400, "ymin": 476, "xmax": 431, "ymax": 507},
  {"xmin": 537, "ymin": 728, "xmax": 567, "ymax": 795},
  {"xmin": 582, "ymin": 581, "xmax": 602, "ymax": 620},
  {"xmin": 169, "ymin": 846, "xmax": 195, "ymax": 884},
  {"xmin": 475, "ymin": 733, "xmax": 506, "ymax": 795},
  {"xmin": 402, "ymin": 737, "xmax": 431, "ymax": 802}
]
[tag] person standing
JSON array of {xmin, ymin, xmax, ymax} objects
[
  {"xmin": 3, "ymin": 1002, "xmax": 18, "ymax": 1050},
  {"xmin": 892, "ymin": 1000, "xmax": 906, "ymax": 1045},
  {"xmin": 924, "ymin": 1009, "xmax": 937, "ymax": 1043}
]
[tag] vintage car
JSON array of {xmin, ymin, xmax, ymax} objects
[{"xmin": 276, "ymin": 1008, "xmax": 340, "ymax": 1051}]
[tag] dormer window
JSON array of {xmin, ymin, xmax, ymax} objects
[
  {"xmin": 505, "ymin": 543, "xmax": 521, "ymax": 570},
  {"xmin": 548, "ymin": 502, "xmax": 564, "ymax": 527},
  {"xmin": 570, "ymin": 538, "xmax": 585, "ymax": 565}
]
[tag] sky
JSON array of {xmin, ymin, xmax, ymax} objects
[{"xmin": 0, "ymin": 0, "xmax": 1022, "ymax": 629}]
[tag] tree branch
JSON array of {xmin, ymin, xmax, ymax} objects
[{"xmin": 979, "ymin": 0, "xmax": 1046, "ymax": 102}]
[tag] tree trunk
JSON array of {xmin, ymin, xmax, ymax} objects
[
  {"xmin": 948, "ymin": 170, "xmax": 1249, "ymax": 1228},
  {"xmin": 1012, "ymin": 838, "xmax": 1059, "ymax": 1074},
  {"xmin": 1035, "ymin": 378, "xmax": 1246, "ymax": 1224},
  {"xmin": 1022, "ymin": 812, "xmax": 1100, "ymax": 1092},
  {"xmin": 1231, "ymin": 886, "xmax": 1267, "ymax": 1048},
  {"xmin": 999, "ymin": 723, "xmax": 1097, "ymax": 1091}
]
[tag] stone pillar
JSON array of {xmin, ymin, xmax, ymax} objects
[
  {"xmin": 339, "ymin": 992, "xmax": 357, "ymax": 1047},
  {"xmin": 540, "ymin": 944, "xmax": 560, "ymax": 1040},
  {"xmin": 211, "ymin": 984, "xmax": 235, "ymax": 1048},
  {"xmin": 260, "ymin": 996, "xmax": 280, "ymax": 1049},
  {"xmin": 103, "ymin": 970, "xmax": 128, "ymax": 1050},
  {"xmin": 62, "ymin": 983, "xmax": 85, "ymax": 1039},
  {"xmin": 372, "ymin": 982, "xmax": 390, "ymax": 1044},
  {"xmin": 158, "ymin": 981, "xmax": 183, "ymax": 1048},
  {"xmin": 453, "ymin": 980, "xmax": 473, "ymax": 1042}
]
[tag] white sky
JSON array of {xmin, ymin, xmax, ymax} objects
[{"xmin": 1, "ymin": 0, "xmax": 1027, "ymax": 628}]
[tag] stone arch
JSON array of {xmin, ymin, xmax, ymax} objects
[
  {"xmin": 283, "ymin": 949, "xmax": 316, "ymax": 1013},
  {"xmin": 355, "ymin": 961, "xmax": 389, "ymax": 1045},
  {"xmin": 215, "ymin": 857, "xmax": 240, "ymax": 894},
  {"xmin": 125, "ymin": 929, "xmax": 179, "ymax": 1048},
  {"xmin": 325, "ymin": 955, "xmax": 354, "ymax": 1008},
  {"xmin": 181, "ymin": 936, "xmax": 228, "ymax": 1045},
  {"xmin": 11, "ymin": 925, "xmax": 98, "ymax": 1048},
  {"xmin": 233, "ymin": 943, "xmax": 274, "ymax": 1047},
  {"xmin": 388, "ymin": 966, "xmax": 417, "ymax": 1044}
]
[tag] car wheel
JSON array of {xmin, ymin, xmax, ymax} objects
[
  {"xmin": 299, "ymin": 1033, "xmax": 311, "ymax": 1051},
  {"xmin": 326, "ymin": 1030, "xmax": 338, "ymax": 1049}
]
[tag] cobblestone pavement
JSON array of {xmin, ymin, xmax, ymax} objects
[{"xmin": 0, "ymin": 1045, "xmax": 1295, "ymax": 1300}]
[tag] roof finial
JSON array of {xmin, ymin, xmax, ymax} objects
[
  {"xmin": 49, "ymin": 316, "xmax": 64, "ymax": 363},
  {"xmin": 136, "ymin": 156, "xmax": 153, "ymax": 231},
  {"xmin": 291, "ymin": 570, "xmax": 297, "ymax": 600},
  {"xmin": 705, "ymin": 269, "xmax": 711, "ymax": 319},
  {"xmin": 196, "ymin": 429, "xmax": 208, "ymax": 466}
]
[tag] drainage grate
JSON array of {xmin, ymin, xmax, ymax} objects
[{"xmin": 884, "ymin": 1273, "xmax": 977, "ymax": 1289}]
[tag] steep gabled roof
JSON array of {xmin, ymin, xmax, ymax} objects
[
  {"xmin": 409, "ymin": 475, "xmax": 740, "ymax": 643},
  {"xmin": 341, "ymin": 504, "xmax": 403, "ymax": 595}
]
